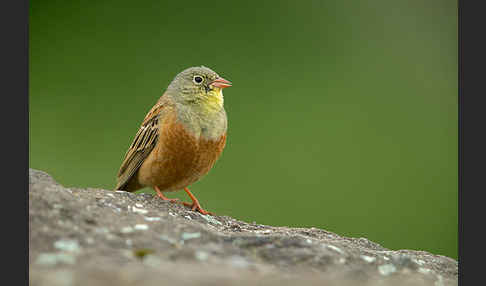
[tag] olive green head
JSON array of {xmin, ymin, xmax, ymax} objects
[{"xmin": 166, "ymin": 66, "xmax": 231, "ymax": 111}]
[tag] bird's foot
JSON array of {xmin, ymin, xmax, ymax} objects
[
  {"xmin": 182, "ymin": 187, "xmax": 213, "ymax": 215},
  {"xmin": 158, "ymin": 195, "xmax": 180, "ymax": 203},
  {"xmin": 154, "ymin": 186, "xmax": 179, "ymax": 203},
  {"xmin": 182, "ymin": 201, "xmax": 213, "ymax": 215}
]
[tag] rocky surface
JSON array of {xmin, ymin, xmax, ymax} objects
[{"xmin": 29, "ymin": 168, "xmax": 458, "ymax": 286}]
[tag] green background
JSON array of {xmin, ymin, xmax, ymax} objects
[{"xmin": 29, "ymin": 0, "xmax": 458, "ymax": 259}]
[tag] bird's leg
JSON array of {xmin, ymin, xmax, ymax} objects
[
  {"xmin": 182, "ymin": 187, "xmax": 213, "ymax": 215},
  {"xmin": 154, "ymin": 186, "xmax": 179, "ymax": 203}
]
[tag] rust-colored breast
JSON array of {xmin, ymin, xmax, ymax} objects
[{"xmin": 137, "ymin": 111, "xmax": 226, "ymax": 191}]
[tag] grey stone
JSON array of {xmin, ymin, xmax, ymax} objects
[{"xmin": 29, "ymin": 168, "xmax": 458, "ymax": 286}]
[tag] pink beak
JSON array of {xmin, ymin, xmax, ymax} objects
[{"xmin": 210, "ymin": 77, "xmax": 232, "ymax": 89}]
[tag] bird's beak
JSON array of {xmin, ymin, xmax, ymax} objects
[{"xmin": 210, "ymin": 77, "xmax": 232, "ymax": 89}]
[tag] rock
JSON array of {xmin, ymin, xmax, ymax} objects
[{"xmin": 29, "ymin": 168, "xmax": 458, "ymax": 286}]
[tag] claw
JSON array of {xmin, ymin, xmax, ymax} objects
[{"xmin": 182, "ymin": 187, "xmax": 213, "ymax": 215}]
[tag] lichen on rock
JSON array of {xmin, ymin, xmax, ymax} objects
[{"xmin": 29, "ymin": 168, "xmax": 458, "ymax": 286}]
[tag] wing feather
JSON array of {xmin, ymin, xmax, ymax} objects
[{"xmin": 115, "ymin": 103, "xmax": 165, "ymax": 190}]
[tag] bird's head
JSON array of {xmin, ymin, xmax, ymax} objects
[{"xmin": 167, "ymin": 66, "xmax": 231, "ymax": 113}]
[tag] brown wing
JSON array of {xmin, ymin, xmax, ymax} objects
[{"xmin": 115, "ymin": 103, "xmax": 165, "ymax": 190}]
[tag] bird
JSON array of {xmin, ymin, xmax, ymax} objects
[{"xmin": 115, "ymin": 66, "xmax": 231, "ymax": 215}]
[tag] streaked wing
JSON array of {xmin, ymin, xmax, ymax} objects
[{"xmin": 115, "ymin": 103, "xmax": 165, "ymax": 190}]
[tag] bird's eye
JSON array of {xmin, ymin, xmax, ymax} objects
[{"xmin": 193, "ymin": 76, "xmax": 203, "ymax": 84}]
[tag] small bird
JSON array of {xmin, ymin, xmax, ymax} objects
[{"xmin": 115, "ymin": 66, "xmax": 231, "ymax": 215}]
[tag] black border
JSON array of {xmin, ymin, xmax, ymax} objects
[
  {"xmin": 459, "ymin": 0, "xmax": 485, "ymax": 285},
  {"xmin": 2, "ymin": 0, "xmax": 29, "ymax": 285}
]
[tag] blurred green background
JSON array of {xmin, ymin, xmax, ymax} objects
[{"xmin": 29, "ymin": 0, "xmax": 457, "ymax": 259}]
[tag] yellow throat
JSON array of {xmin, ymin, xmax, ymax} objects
[{"xmin": 199, "ymin": 88, "xmax": 224, "ymax": 114}]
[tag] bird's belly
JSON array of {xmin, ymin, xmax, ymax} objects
[{"xmin": 138, "ymin": 121, "xmax": 226, "ymax": 191}]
